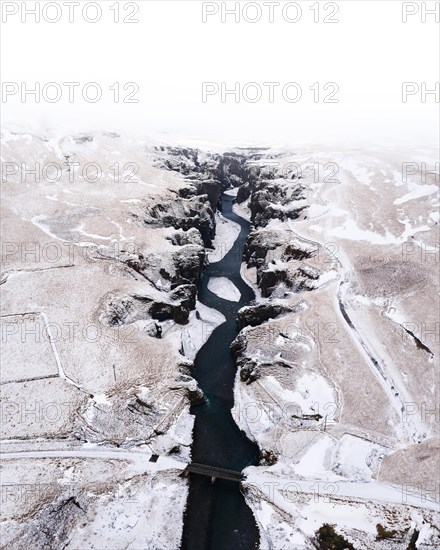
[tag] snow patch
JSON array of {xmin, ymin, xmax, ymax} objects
[
  {"xmin": 294, "ymin": 435, "xmax": 338, "ymax": 479},
  {"xmin": 181, "ymin": 302, "xmax": 226, "ymax": 360},
  {"xmin": 393, "ymin": 184, "xmax": 438, "ymax": 205},
  {"xmin": 207, "ymin": 277, "xmax": 241, "ymax": 302},
  {"xmin": 208, "ymin": 212, "xmax": 240, "ymax": 263}
]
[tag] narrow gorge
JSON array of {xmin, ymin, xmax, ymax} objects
[
  {"xmin": 2, "ymin": 132, "xmax": 438, "ymax": 549},
  {"xmin": 181, "ymin": 192, "xmax": 260, "ymax": 550}
]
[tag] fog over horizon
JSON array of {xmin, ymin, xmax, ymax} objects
[{"xmin": 1, "ymin": 0, "xmax": 438, "ymax": 148}]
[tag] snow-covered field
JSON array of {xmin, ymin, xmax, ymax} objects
[
  {"xmin": 1, "ymin": 129, "xmax": 439, "ymax": 548},
  {"xmin": 229, "ymin": 144, "xmax": 439, "ymax": 548},
  {"xmin": 0, "ymin": 129, "xmax": 212, "ymax": 548}
]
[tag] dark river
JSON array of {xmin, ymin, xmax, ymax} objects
[{"xmin": 181, "ymin": 194, "xmax": 260, "ymax": 550}]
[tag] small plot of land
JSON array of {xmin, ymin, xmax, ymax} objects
[{"xmin": 1, "ymin": 313, "xmax": 59, "ymax": 384}]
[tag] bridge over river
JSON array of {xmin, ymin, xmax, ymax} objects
[{"xmin": 181, "ymin": 462, "xmax": 245, "ymax": 483}]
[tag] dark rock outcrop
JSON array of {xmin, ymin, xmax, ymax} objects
[
  {"xmin": 257, "ymin": 267, "xmax": 290, "ymax": 298},
  {"xmin": 178, "ymin": 180, "xmax": 222, "ymax": 211},
  {"xmin": 218, "ymin": 149, "xmax": 275, "ymax": 192},
  {"xmin": 6, "ymin": 494, "xmax": 88, "ymax": 549},
  {"xmin": 257, "ymin": 264, "xmax": 322, "ymax": 297},
  {"xmin": 240, "ymin": 361, "xmax": 261, "ymax": 384},
  {"xmin": 260, "ymin": 449, "xmax": 278, "ymax": 466},
  {"xmin": 168, "ymin": 228, "xmax": 204, "ymax": 247},
  {"xmin": 243, "ymin": 225, "xmax": 327, "ymax": 296},
  {"xmin": 231, "ymin": 328, "xmax": 294, "ymax": 384},
  {"xmin": 171, "ymin": 245, "xmax": 206, "ymax": 286},
  {"xmin": 142, "ymin": 284, "xmax": 197, "ymax": 325},
  {"xmin": 243, "ymin": 229, "xmax": 284, "ymax": 268},
  {"xmin": 149, "ymin": 300, "xmax": 188, "ymax": 324},
  {"xmin": 237, "ymin": 303, "xmax": 293, "ymax": 330},
  {"xmin": 236, "ymin": 182, "xmax": 252, "ymax": 203},
  {"xmin": 169, "ymin": 284, "xmax": 197, "ymax": 312},
  {"xmin": 100, "ymin": 294, "xmax": 150, "ymax": 327},
  {"xmin": 142, "ymin": 195, "xmax": 215, "ymax": 247},
  {"xmin": 123, "ymin": 253, "xmax": 153, "ymax": 281},
  {"xmin": 282, "ymin": 243, "xmax": 314, "ymax": 261},
  {"xmin": 100, "ymin": 284, "xmax": 197, "ymax": 327},
  {"xmin": 218, "ymin": 152, "xmax": 255, "ymax": 190},
  {"xmin": 153, "ymin": 146, "xmax": 221, "ymax": 181},
  {"xmin": 231, "ymin": 330, "xmax": 260, "ymax": 384},
  {"xmin": 248, "ymin": 181, "xmax": 307, "ymax": 227}
]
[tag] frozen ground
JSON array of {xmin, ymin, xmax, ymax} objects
[
  {"xmin": 0, "ymin": 128, "xmax": 216, "ymax": 548},
  {"xmin": 1, "ymin": 129, "xmax": 439, "ymax": 548},
  {"xmin": 230, "ymin": 144, "xmax": 439, "ymax": 548},
  {"xmin": 1, "ymin": 449, "xmax": 187, "ymax": 550}
]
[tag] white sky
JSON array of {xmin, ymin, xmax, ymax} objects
[{"xmin": 1, "ymin": 0, "xmax": 439, "ymax": 147}]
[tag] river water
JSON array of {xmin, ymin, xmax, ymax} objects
[{"xmin": 181, "ymin": 194, "xmax": 260, "ymax": 550}]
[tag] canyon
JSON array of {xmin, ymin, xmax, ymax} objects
[{"xmin": 1, "ymin": 129, "xmax": 439, "ymax": 549}]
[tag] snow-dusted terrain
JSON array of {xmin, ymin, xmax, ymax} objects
[
  {"xmin": 1, "ymin": 128, "xmax": 439, "ymax": 549},
  {"xmin": 229, "ymin": 146, "xmax": 439, "ymax": 548}
]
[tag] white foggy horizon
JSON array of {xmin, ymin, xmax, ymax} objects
[{"xmin": 1, "ymin": 0, "xmax": 439, "ymax": 148}]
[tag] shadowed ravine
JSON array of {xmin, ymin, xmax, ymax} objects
[{"xmin": 181, "ymin": 194, "xmax": 260, "ymax": 550}]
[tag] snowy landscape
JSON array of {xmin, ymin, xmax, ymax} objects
[{"xmin": 1, "ymin": 128, "xmax": 438, "ymax": 548}]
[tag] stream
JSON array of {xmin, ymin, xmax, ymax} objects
[{"xmin": 181, "ymin": 194, "xmax": 260, "ymax": 550}]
